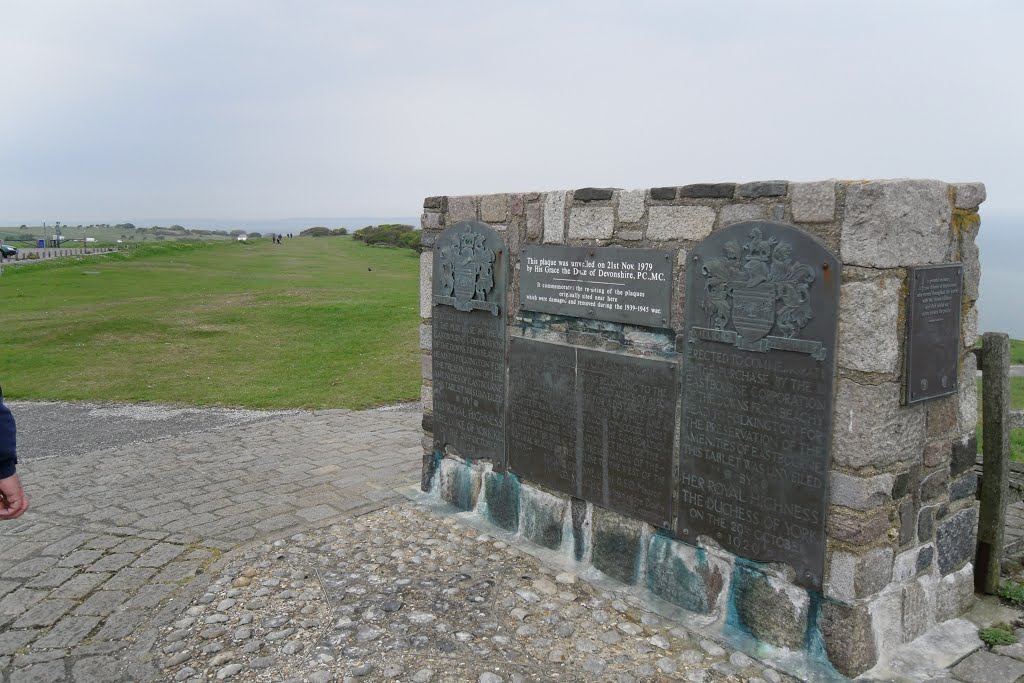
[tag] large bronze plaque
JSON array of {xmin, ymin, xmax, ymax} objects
[
  {"xmin": 431, "ymin": 221, "xmax": 507, "ymax": 468},
  {"xmin": 507, "ymin": 337, "xmax": 676, "ymax": 528},
  {"xmin": 519, "ymin": 245, "xmax": 673, "ymax": 327},
  {"xmin": 905, "ymin": 264, "xmax": 963, "ymax": 404},
  {"xmin": 677, "ymin": 221, "xmax": 840, "ymax": 591}
]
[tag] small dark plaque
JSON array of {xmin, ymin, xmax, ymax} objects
[
  {"xmin": 905, "ymin": 264, "xmax": 963, "ymax": 404},
  {"xmin": 431, "ymin": 221, "xmax": 507, "ymax": 467},
  {"xmin": 507, "ymin": 337, "xmax": 676, "ymax": 528},
  {"xmin": 519, "ymin": 245, "xmax": 673, "ymax": 327},
  {"xmin": 677, "ymin": 221, "xmax": 840, "ymax": 591}
]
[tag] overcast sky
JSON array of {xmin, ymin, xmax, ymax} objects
[{"xmin": 1, "ymin": 1, "xmax": 1022, "ymax": 223}]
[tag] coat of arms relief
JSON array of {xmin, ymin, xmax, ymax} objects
[
  {"xmin": 434, "ymin": 225, "xmax": 500, "ymax": 315},
  {"xmin": 691, "ymin": 227, "xmax": 826, "ymax": 361}
]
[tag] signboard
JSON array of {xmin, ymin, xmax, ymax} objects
[
  {"xmin": 507, "ymin": 337, "xmax": 677, "ymax": 528},
  {"xmin": 905, "ymin": 264, "xmax": 963, "ymax": 404},
  {"xmin": 677, "ymin": 221, "xmax": 840, "ymax": 591},
  {"xmin": 519, "ymin": 245, "xmax": 673, "ymax": 328},
  {"xmin": 431, "ymin": 221, "xmax": 508, "ymax": 468}
]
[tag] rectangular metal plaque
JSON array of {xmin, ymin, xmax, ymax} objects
[
  {"xmin": 905, "ymin": 264, "xmax": 963, "ymax": 404},
  {"xmin": 678, "ymin": 221, "xmax": 840, "ymax": 591},
  {"xmin": 519, "ymin": 245, "xmax": 673, "ymax": 327},
  {"xmin": 507, "ymin": 337, "xmax": 677, "ymax": 528},
  {"xmin": 431, "ymin": 221, "xmax": 507, "ymax": 467}
]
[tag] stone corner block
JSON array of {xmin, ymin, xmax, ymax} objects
[
  {"xmin": 568, "ymin": 206, "xmax": 614, "ymax": 240},
  {"xmin": 957, "ymin": 352, "xmax": 978, "ymax": 437},
  {"xmin": 953, "ymin": 183, "xmax": 986, "ymax": 210},
  {"xmin": 840, "ymin": 180, "xmax": 952, "ymax": 268},
  {"xmin": 791, "ymin": 181, "xmax": 836, "ymax": 223},
  {"xmin": 832, "ymin": 380, "xmax": 926, "ymax": 470},
  {"xmin": 543, "ymin": 191, "xmax": 568, "ymax": 244},
  {"xmin": 648, "ymin": 205, "xmax": 715, "ymax": 241},
  {"xmin": 421, "ymin": 212, "xmax": 442, "ymax": 231},
  {"xmin": 838, "ymin": 278, "xmax": 900, "ymax": 374},
  {"xmin": 419, "ymin": 251, "xmax": 433, "ymax": 319},
  {"xmin": 419, "ymin": 323, "xmax": 432, "ymax": 351},
  {"xmin": 830, "ymin": 471, "xmax": 895, "ymax": 510}
]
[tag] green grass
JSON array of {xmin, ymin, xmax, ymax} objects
[
  {"xmin": 1014, "ymin": 339, "xmax": 1024, "ymax": 365},
  {"xmin": 0, "ymin": 238, "xmax": 421, "ymax": 409},
  {"xmin": 980, "ymin": 625, "xmax": 1018, "ymax": 647},
  {"xmin": 977, "ymin": 376, "xmax": 1024, "ymax": 460}
]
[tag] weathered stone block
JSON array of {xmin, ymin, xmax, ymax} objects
[
  {"xmin": 423, "ymin": 196, "xmax": 446, "ymax": 210},
  {"xmin": 511, "ymin": 193, "xmax": 524, "ymax": 216},
  {"xmin": 421, "ymin": 212, "xmax": 442, "ymax": 231},
  {"xmin": 841, "ymin": 180, "xmax": 952, "ymax": 268},
  {"xmin": 419, "ymin": 251, "xmax": 433, "ymax": 319},
  {"xmin": 924, "ymin": 439, "xmax": 952, "ymax": 467},
  {"xmin": 791, "ymin": 181, "xmax": 836, "ymax": 223},
  {"xmin": 918, "ymin": 506, "xmax": 936, "ymax": 543},
  {"xmin": 650, "ymin": 187, "xmax": 677, "ymax": 200},
  {"xmin": 950, "ymin": 473, "xmax": 977, "ymax": 502},
  {"xmin": 447, "ymin": 195, "xmax": 477, "ymax": 223},
  {"xmin": 480, "ymin": 194, "xmax": 509, "ymax": 223},
  {"xmin": 957, "ymin": 353, "xmax": 978, "ymax": 438},
  {"xmin": 961, "ymin": 230, "xmax": 980, "ymax": 300},
  {"xmin": 899, "ymin": 498, "xmax": 918, "ymax": 546},
  {"xmin": 483, "ymin": 471, "xmax": 520, "ymax": 532},
  {"xmin": 679, "ymin": 183, "xmax": 735, "ymax": 199},
  {"xmin": 902, "ymin": 576, "xmax": 933, "ymax": 642},
  {"xmin": 647, "ymin": 206, "xmax": 715, "ymax": 241},
  {"xmin": 731, "ymin": 563, "xmax": 808, "ymax": 649},
  {"xmin": 936, "ymin": 507, "xmax": 978, "ymax": 574},
  {"xmin": 718, "ymin": 203, "xmax": 767, "ymax": 227},
  {"xmin": 736, "ymin": 180, "xmax": 787, "ymax": 198},
  {"xmin": 616, "ymin": 229, "xmax": 643, "ymax": 241},
  {"xmin": 520, "ymin": 487, "xmax": 567, "ymax": 551},
  {"xmin": 825, "ymin": 547, "xmax": 893, "ymax": 603},
  {"xmin": 951, "ymin": 434, "xmax": 977, "ymax": 476},
  {"xmin": 571, "ymin": 497, "xmax": 589, "ymax": 562},
  {"xmin": 953, "ymin": 183, "xmax": 986, "ymax": 210},
  {"xmin": 837, "ymin": 278, "xmax": 900, "ymax": 373},
  {"xmin": 646, "ymin": 535, "xmax": 726, "ymax": 614},
  {"xmin": 963, "ymin": 306, "xmax": 978, "ymax": 349},
  {"xmin": 832, "ymin": 380, "xmax": 927, "ymax": 470},
  {"xmin": 917, "ymin": 545, "xmax": 935, "ymax": 573},
  {"xmin": 421, "ymin": 354, "xmax": 432, "ymax": 381},
  {"xmin": 525, "ymin": 201, "xmax": 542, "ymax": 241},
  {"xmin": 827, "ymin": 505, "xmax": 891, "ymax": 546},
  {"xmin": 420, "ymin": 384, "xmax": 432, "ymax": 411},
  {"xmin": 819, "ymin": 601, "xmax": 877, "ymax": 677},
  {"xmin": 617, "ymin": 189, "xmax": 646, "ymax": 223},
  {"xmin": 591, "ymin": 507, "xmax": 644, "ymax": 585},
  {"xmin": 438, "ymin": 458, "xmax": 482, "ymax": 512},
  {"xmin": 543, "ymin": 191, "xmax": 567, "ymax": 244},
  {"xmin": 568, "ymin": 206, "xmax": 614, "ymax": 240},
  {"xmin": 935, "ymin": 562, "xmax": 974, "ymax": 621},
  {"xmin": 952, "ymin": 652, "xmax": 1024, "ymax": 683},
  {"xmin": 573, "ymin": 187, "xmax": 614, "ymax": 202},
  {"xmin": 419, "ymin": 324, "xmax": 432, "ymax": 351},
  {"xmin": 830, "ymin": 472, "xmax": 895, "ymax": 510},
  {"xmin": 920, "ymin": 468, "xmax": 949, "ymax": 501}
]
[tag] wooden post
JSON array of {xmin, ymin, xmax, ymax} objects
[{"xmin": 976, "ymin": 332, "xmax": 1011, "ymax": 593}]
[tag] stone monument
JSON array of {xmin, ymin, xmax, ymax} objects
[{"xmin": 418, "ymin": 180, "xmax": 984, "ymax": 677}]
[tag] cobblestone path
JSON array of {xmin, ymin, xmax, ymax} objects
[{"xmin": 0, "ymin": 407, "xmax": 421, "ymax": 682}]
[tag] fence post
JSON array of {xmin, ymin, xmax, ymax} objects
[{"xmin": 976, "ymin": 332, "xmax": 1011, "ymax": 593}]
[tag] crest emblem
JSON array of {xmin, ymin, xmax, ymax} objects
[
  {"xmin": 691, "ymin": 227, "xmax": 826, "ymax": 360},
  {"xmin": 434, "ymin": 225, "xmax": 500, "ymax": 315}
]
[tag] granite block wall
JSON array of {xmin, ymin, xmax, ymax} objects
[{"xmin": 419, "ymin": 179, "xmax": 985, "ymax": 677}]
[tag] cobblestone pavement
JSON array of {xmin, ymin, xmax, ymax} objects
[{"xmin": 0, "ymin": 406, "xmax": 422, "ymax": 682}]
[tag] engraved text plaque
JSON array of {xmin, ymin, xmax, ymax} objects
[
  {"xmin": 677, "ymin": 221, "xmax": 840, "ymax": 591},
  {"xmin": 905, "ymin": 264, "xmax": 963, "ymax": 404}
]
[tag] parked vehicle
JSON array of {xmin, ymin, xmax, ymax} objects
[{"xmin": 0, "ymin": 244, "xmax": 17, "ymax": 257}]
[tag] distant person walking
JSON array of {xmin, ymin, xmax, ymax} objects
[{"xmin": 0, "ymin": 387, "xmax": 29, "ymax": 520}]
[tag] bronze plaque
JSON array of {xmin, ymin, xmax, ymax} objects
[
  {"xmin": 905, "ymin": 264, "xmax": 963, "ymax": 404},
  {"xmin": 677, "ymin": 221, "xmax": 840, "ymax": 591},
  {"xmin": 507, "ymin": 337, "xmax": 676, "ymax": 528},
  {"xmin": 519, "ymin": 245, "xmax": 673, "ymax": 327},
  {"xmin": 431, "ymin": 221, "xmax": 507, "ymax": 468}
]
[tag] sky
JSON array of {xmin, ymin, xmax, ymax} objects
[
  {"xmin": 1, "ymin": 0, "xmax": 1023, "ymax": 224},
  {"xmin": 1, "ymin": 0, "xmax": 1022, "ymax": 337}
]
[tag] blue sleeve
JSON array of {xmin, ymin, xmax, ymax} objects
[{"xmin": 0, "ymin": 391, "xmax": 16, "ymax": 479}]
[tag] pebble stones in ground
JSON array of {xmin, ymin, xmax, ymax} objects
[{"xmin": 154, "ymin": 504, "xmax": 793, "ymax": 682}]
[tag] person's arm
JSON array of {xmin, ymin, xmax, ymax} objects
[{"xmin": 0, "ymin": 391, "xmax": 28, "ymax": 519}]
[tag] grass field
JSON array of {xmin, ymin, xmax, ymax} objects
[
  {"xmin": 977, "ymin": 375, "xmax": 1024, "ymax": 460},
  {"xmin": 0, "ymin": 238, "xmax": 420, "ymax": 409},
  {"xmin": 1014, "ymin": 338, "xmax": 1024, "ymax": 365}
]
